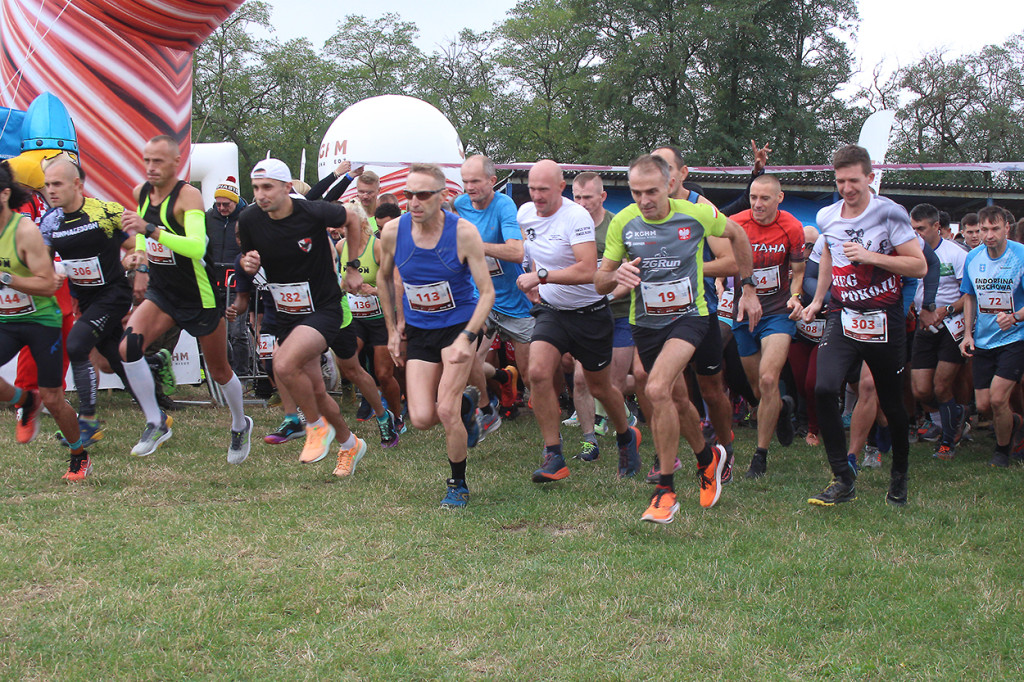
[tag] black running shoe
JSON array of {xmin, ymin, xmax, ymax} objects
[
  {"xmin": 990, "ymin": 451, "xmax": 1010, "ymax": 468},
  {"xmin": 808, "ymin": 477, "xmax": 856, "ymax": 506},
  {"xmin": 886, "ymin": 470, "xmax": 908, "ymax": 507},
  {"xmin": 744, "ymin": 451, "xmax": 767, "ymax": 479}
]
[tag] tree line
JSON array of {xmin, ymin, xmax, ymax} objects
[{"xmin": 191, "ymin": 0, "xmax": 1023, "ymax": 193}]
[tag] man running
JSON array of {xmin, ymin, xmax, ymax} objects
[
  {"xmin": 377, "ymin": 163, "xmax": 494, "ymax": 507},
  {"xmin": 0, "ymin": 161, "xmax": 87, "ymax": 480},
  {"xmin": 803, "ymin": 145, "xmax": 927, "ymax": 507},
  {"xmin": 959, "ymin": 205, "xmax": 1024, "ymax": 468},
  {"xmin": 40, "ymin": 156, "xmax": 134, "ymax": 446},
  {"xmin": 729, "ymin": 174, "xmax": 806, "ymax": 478},
  {"xmin": 518, "ymin": 160, "xmax": 641, "ymax": 483},
  {"xmin": 596, "ymin": 153, "xmax": 760, "ymax": 523},
  {"xmin": 239, "ymin": 159, "xmax": 371, "ymax": 474},
  {"xmin": 119, "ymin": 135, "xmax": 252, "ymax": 463}
]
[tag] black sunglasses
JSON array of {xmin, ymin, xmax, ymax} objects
[{"xmin": 403, "ymin": 188, "xmax": 444, "ymax": 201}]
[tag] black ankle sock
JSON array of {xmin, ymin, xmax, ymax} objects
[
  {"xmin": 658, "ymin": 474, "xmax": 674, "ymax": 490},
  {"xmin": 616, "ymin": 429, "xmax": 632, "ymax": 448},
  {"xmin": 481, "ymin": 403, "xmax": 494, "ymax": 417},
  {"xmin": 545, "ymin": 443, "xmax": 562, "ymax": 457},
  {"xmin": 449, "ymin": 458, "xmax": 467, "ymax": 481},
  {"xmin": 995, "ymin": 442, "xmax": 1010, "ymax": 455},
  {"xmin": 755, "ymin": 447, "xmax": 768, "ymax": 457},
  {"xmin": 696, "ymin": 444, "xmax": 713, "ymax": 468},
  {"xmin": 494, "ymin": 368, "xmax": 509, "ymax": 383}
]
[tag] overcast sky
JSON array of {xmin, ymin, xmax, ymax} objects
[{"xmin": 260, "ymin": 0, "xmax": 1023, "ymax": 89}]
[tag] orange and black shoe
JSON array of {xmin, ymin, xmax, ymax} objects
[
  {"xmin": 641, "ymin": 486, "xmax": 679, "ymax": 524},
  {"xmin": 499, "ymin": 365, "xmax": 519, "ymax": 410},
  {"xmin": 15, "ymin": 389, "xmax": 41, "ymax": 444},
  {"xmin": 697, "ymin": 444, "xmax": 726, "ymax": 509},
  {"xmin": 531, "ymin": 450, "xmax": 569, "ymax": 482},
  {"xmin": 62, "ymin": 451, "xmax": 92, "ymax": 482}
]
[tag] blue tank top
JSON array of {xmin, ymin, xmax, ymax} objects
[{"xmin": 394, "ymin": 210, "xmax": 477, "ymax": 330}]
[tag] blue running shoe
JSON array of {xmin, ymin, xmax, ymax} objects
[
  {"xmin": 440, "ymin": 478, "xmax": 469, "ymax": 508},
  {"xmin": 58, "ymin": 418, "xmax": 104, "ymax": 448},
  {"xmin": 463, "ymin": 386, "xmax": 481, "ymax": 448}
]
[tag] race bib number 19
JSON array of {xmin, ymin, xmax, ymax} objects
[
  {"xmin": 641, "ymin": 278, "xmax": 694, "ymax": 315},
  {"xmin": 840, "ymin": 308, "xmax": 887, "ymax": 343}
]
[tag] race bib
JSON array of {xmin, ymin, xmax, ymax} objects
[
  {"xmin": 145, "ymin": 237, "xmax": 176, "ymax": 266},
  {"xmin": 0, "ymin": 289, "xmax": 35, "ymax": 316},
  {"xmin": 978, "ymin": 289, "xmax": 1013, "ymax": 315},
  {"xmin": 942, "ymin": 312, "xmax": 966, "ymax": 342},
  {"xmin": 641, "ymin": 277, "xmax": 694, "ymax": 315},
  {"xmin": 404, "ymin": 280, "xmax": 455, "ymax": 313},
  {"xmin": 485, "ymin": 256, "xmax": 504, "ymax": 278},
  {"xmin": 257, "ymin": 333, "xmax": 276, "ymax": 360},
  {"xmin": 62, "ymin": 256, "xmax": 105, "ymax": 286},
  {"xmin": 718, "ymin": 288, "xmax": 735, "ymax": 321},
  {"xmin": 753, "ymin": 265, "xmax": 780, "ymax": 295},
  {"xmin": 268, "ymin": 281, "xmax": 315, "ymax": 315},
  {"xmin": 797, "ymin": 317, "xmax": 826, "ymax": 342},
  {"xmin": 841, "ymin": 308, "xmax": 887, "ymax": 343},
  {"xmin": 347, "ymin": 292, "xmax": 381, "ymax": 318}
]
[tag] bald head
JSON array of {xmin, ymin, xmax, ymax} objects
[
  {"xmin": 528, "ymin": 159, "xmax": 566, "ymax": 217},
  {"xmin": 749, "ymin": 173, "xmax": 784, "ymax": 226},
  {"xmin": 43, "ymin": 156, "xmax": 85, "ymax": 210},
  {"xmin": 751, "ymin": 174, "xmax": 781, "ymax": 194},
  {"xmin": 461, "ymin": 154, "xmax": 497, "ymax": 208}
]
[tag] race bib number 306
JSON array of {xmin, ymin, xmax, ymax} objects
[
  {"xmin": 840, "ymin": 308, "xmax": 887, "ymax": 343},
  {"xmin": 641, "ymin": 277, "xmax": 694, "ymax": 315},
  {"xmin": 62, "ymin": 256, "xmax": 105, "ymax": 286},
  {"xmin": 404, "ymin": 280, "xmax": 455, "ymax": 313}
]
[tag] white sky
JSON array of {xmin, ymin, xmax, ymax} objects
[{"xmin": 261, "ymin": 0, "xmax": 1023, "ymax": 90}]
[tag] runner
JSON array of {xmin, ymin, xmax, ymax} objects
[
  {"xmin": 376, "ymin": 163, "xmax": 494, "ymax": 507},
  {"xmin": 596, "ymin": 153, "xmax": 760, "ymax": 522},
  {"xmin": 119, "ymin": 135, "xmax": 252, "ymax": 463},
  {"xmin": 238, "ymin": 159, "xmax": 372, "ymax": 474},
  {"xmin": 802, "ymin": 145, "xmax": 927, "ymax": 507},
  {"xmin": 959, "ymin": 205, "xmax": 1024, "ymax": 468}
]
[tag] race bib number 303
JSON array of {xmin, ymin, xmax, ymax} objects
[
  {"xmin": 404, "ymin": 280, "xmax": 455, "ymax": 313},
  {"xmin": 840, "ymin": 308, "xmax": 887, "ymax": 343},
  {"xmin": 641, "ymin": 277, "xmax": 694, "ymax": 315}
]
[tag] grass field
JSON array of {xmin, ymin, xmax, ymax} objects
[{"xmin": 1, "ymin": 387, "xmax": 1022, "ymax": 680}]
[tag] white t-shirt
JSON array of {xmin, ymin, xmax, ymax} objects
[
  {"xmin": 915, "ymin": 237, "xmax": 966, "ymax": 310},
  {"xmin": 519, "ymin": 199, "xmax": 602, "ymax": 309},
  {"xmin": 815, "ymin": 193, "xmax": 917, "ymax": 311}
]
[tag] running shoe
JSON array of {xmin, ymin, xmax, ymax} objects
[
  {"xmin": 355, "ymin": 396, "xmax": 373, "ymax": 421},
  {"xmin": 440, "ymin": 478, "xmax": 469, "ymax": 508},
  {"xmin": 264, "ymin": 417, "xmax": 305, "ymax": 444},
  {"xmin": 935, "ymin": 443, "xmax": 955, "ymax": 461},
  {"xmin": 886, "ymin": 471, "xmax": 908, "ymax": 507},
  {"xmin": 57, "ymin": 418, "xmax": 105, "ymax": 448},
  {"xmin": 918, "ymin": 419, "xmax": 941, "ymax": 442},
  {"xmin": 847, "ymin": 453, "xmax": 860, "ymax": 476},
  {"xmin": 721, "ymin": 449, "xmax": 735, "ymax": 486},
  {"xmin": 807, "ymin": 477, "xmax": 856, "ymax": 506},
  {"xmin": 841, "ymin": 412, "xmax": 852, "ymax": 429},
  {"xmin": 641, "ymin": 487, "xmax": 679, "ymax": 524},
  {"xmin": 532, "ymin": 450, "xmax": 569, "ymax": 482},
  {"xmin": 952, "ymin": 407, "xmax": 969, "ymax": 446},
  {"xmin": 155, "ymin": 348, "xmax": 176, "ymax": 395},
  {"xmin": 575, "ymin": 440, "xmax": 599, "ymax": 462},
  {"xmin": 333, "ymin": 437, "xmax": 367, "ymax": 477},
  {"xmin": 562, "ymin": 411, "xmax": 579, "ymax": 427},
  {"xmin": 697, "ymin": 445, "xmax": 726, "ymax": 509},
  {"xmin": 593, "ymin": 415, "xmax": 609, "ymax": 436},
  {"xmin": 617, "ymin": 426, "xmax": 642, "ymax": 478},
  {"xmin": 776, "ymin": 395, "xmax": 795, "ymax": 446},
  {"xmin": 463, "ymin": 386, "xmax": 481, "ymax": 448},
  {"xmin": 744, "ymin": 451, "xmax": 767, "ymax": 479},
  {"xmin": 227, "ymin": 416, "xmax": 253, "ymax": 464},
  {"xmin": 1011, "ymin": 414, "xmax": 1024, "ymax": 458},
  {"xmin": 499, "ymin": 365, "xmax": 519, "ymax": 411},
  {"xmin": 15, "ymin": 389, "xmax": 41, "ymax": 444},
  {"xmin": 990, "ymin": 451, "xmax": 1010, "ymax": 468},
  {"xmin": 299, "ymin": 422, "xmax": 336, "ymax": 464},
  {"xmin": 62, "ymin": 451, "xmax": 92, "ymax": 482},
  {"xmin": 321, "ymin": 352, "xmax": 340, "ymax": 391},
  {"xmin": 131, "ymin": 414, "xmax": 173, "ymax": 457},
  {"xmin": 395, "ymin": 412, "xmax": 408, "ymax": 435},
  {"xmin": 478, "ymin": 410, "xmax": 502, "ymax": 442},
  {"xmin": 645, "ymin": 457, "xmax": 682, "ymax": 484},
  {"xmin": 377, "ymin": 410, "xmax": 399, "ymax": 448},
  {"xmin": 862, "ymin": 445, "xmax": 882, "ymax": 468}
]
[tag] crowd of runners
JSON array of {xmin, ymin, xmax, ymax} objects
[{"xmin": 1, "ymin": 138, "xmax": 1022, "ymax": 523}]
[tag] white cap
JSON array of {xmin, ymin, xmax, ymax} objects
[{"xmin": 250, "ymin": 158, "xmax": 292, "ymax": 183}]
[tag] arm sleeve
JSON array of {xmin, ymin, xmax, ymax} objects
[
  {"xmin": 157, "ymin": 209, "xmax": 208, "ymax": 260},
  {"xmin": 323, "ymin": 175, "xmax": 353, "ymax": 203},
  {"xmin": 803, "ymin": 259, "xmax": 818, "ymax": 298},
  {"xmin": 718, "ymin": 170, "xmax": 762, "ymax": 216},
  {"xmin": 921, "ymin": 240, "xmax": 940, "ymax": 306}
]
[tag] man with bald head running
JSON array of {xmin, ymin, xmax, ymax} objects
[{"xmin": 517, "ymin": 159, "xmax": 641, "ymax": 484}]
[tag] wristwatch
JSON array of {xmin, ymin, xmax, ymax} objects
[
  {"xmin": 460, "ymin": 329, "xmax": 478, "ymax": 343},
  {"xmin": 922, "ymin": 303, "xmax": 936, "ymax": 312},
  {"xmin": 537, "ymin": 267, "xmax": 549, "ymax": 284},
  {"xmin": 144, "ymin": 223, "xmax": 158, "ymax": 239},
  {"xmin": 944, "ymin": 304, "xmax": 955, "ymax": 317},
  {"xmin": 0, "ymin": 272, "xmax": 11, "ymax": 288},
  {"xmin": 345, "ymin": 259, "xmax": 360, "ymax": 270},
  {"xmin": 740, "ymin": 276, "xmax": 756, "ymax": 289}
]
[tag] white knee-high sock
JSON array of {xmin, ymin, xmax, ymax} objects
[
  {"xmin": 218, "ymin": 374, "xmax": 247, "ymax": 431},
  {"xmin": 123, "ymin": 358, "xmax": 162, "ymax": 425}
]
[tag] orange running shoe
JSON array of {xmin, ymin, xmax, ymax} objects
[
  {"xmin": 641, "ymin": 487, "xmax": 679, "ymax": 524},
  {"xmin": 62, "ymin": 452, "xmax": 92, "ymax": 482},
  {"xmin": 299, "ymin": 422, "xmax": 336, "ymax": 464},
  {"xmin": 333, "ymin": 437, "xmax": 367, "ymax": 477},
  {"xmin": 15, "ymin": 389, "xmax": 41, "ymax": 444},
  {"xmin": 499, "ymin": 365, "xmax": 519, "ymax": 408},
  {"xmin": 698, "ymin": 445, "xmax": 726, "ymax": 509}
]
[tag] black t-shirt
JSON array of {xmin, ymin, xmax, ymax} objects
[
  {"xmin": 39, "ymin": 197, "xmax": 131, "ymax": 305},
  {"xmin": 237, "ymin": 200, "xmax": 347, "ymax": 317}
]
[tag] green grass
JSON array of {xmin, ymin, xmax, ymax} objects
[{"xmin": 1, "ymin": 388, "xmax": 1022, "ymax": 680}]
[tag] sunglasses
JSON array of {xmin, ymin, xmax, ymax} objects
[{"xmin": 402, "ymin": 188, "xmax": 444, "ymax": 201}]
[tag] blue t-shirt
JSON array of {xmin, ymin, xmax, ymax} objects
[
  {"xmin": 960, "ymin": 241, "xmax": 1024, "ymax": 349},
  {"xmin": 453, "ymin": 192, "xmax": 531, "ymax": 317}
]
